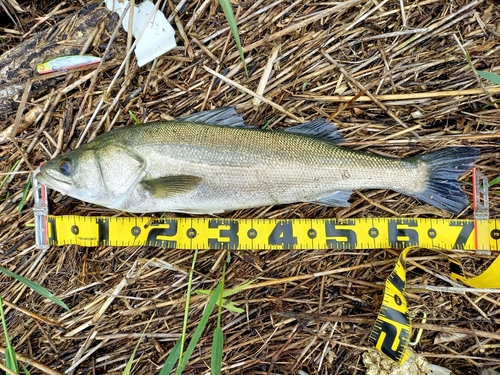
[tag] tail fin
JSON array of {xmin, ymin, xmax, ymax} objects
[{"xmin": 412, "ymin": 147, "xmax": 480, "ymax": 214}]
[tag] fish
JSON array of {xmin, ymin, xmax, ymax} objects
[
  {"xmin": 36, "ymin": 55, "xmax": 101, "ymax": 74},
  {"xmin": 34, "ymin": 107, "xmax": 480, "ymax": 214}
]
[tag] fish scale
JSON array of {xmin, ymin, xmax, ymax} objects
[
  {"xmin": 125, "ymin": 123, "xmax": 420, "ymax": 210},
  {"xmin": 134, "ymin": 123, "xmax": 419, "ymax": 186}
]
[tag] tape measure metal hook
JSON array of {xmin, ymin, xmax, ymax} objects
[
  {"xmin": 33, "ymin": 172, "xmax": 50, "ymax": 251},
  {"xmin": 408, "ymin": 311, "xmax": 426, "ymax": 347}
]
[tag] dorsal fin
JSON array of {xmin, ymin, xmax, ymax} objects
[
  {"xmin": 284, "ymin": 119, "xmax": 344, "ymax": 143},
  {"xmin": 176, "ymin": 106, "xmax": 252, "ymax": 128}
]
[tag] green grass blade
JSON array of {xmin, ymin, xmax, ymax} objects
[
  {"xmin": 5, "ymin": 346, "xmax": 18, "ymax": 373},
  {"xmin": 128, "ymin": 110, "xmax": 141, "ymax": 125},
  {"xmin": 0, "ymin": 297, "xmax": 10, "ymax": 343},
  {"xmin": 0, "ymin": 160, "xmax": 20, "ymax": 190},
  {"xmin": 489, "ymin": 175, "xmax": 500, "ymax": 188},
  {"xmin": 481, "ymin": 99, "xmax": 500, "ymax": 110},
  {"xmin": 210, "ymin": 327, "xmax": 223, "ymax": 375},
  {"xmin": 0, "ymin": 297, "xmax": 19, "ymax": 373},
  {"xmin": 122, "ymin": 351, "xmax": 137, "ymax": 373},
  {"xmin": 17, "ymin": 176, "xmax": 31, "ymax": 213},
  {"xmin": 478, "ymin": 71, "xmax": 500, "ymax": 85},
  {"xmin": 193, "ymin": 290, "xmax": 213, "ymax": 296},
  {"xmin": 211, "ymin": 253, "xmax": 228, "ymax": 375},
  {"xmin": 221, "ymin": 279, "xmax": 255, "ymax": 297},
  {"xmin": 195, "ymin": 279, "xmax": 255, "ymax": 299},
  {"xmin": 219, "ymin": 300, "xmax": 244, "ymax": 314},
  {"xmin": 219, "ymin": 0, "xmax": 247, "ymax": 76},
  {"xmin": 192, "ymin": 293, "xmax": 244, "ymax": 313},
  {"xmin": 159, "ymin": 340, "xmax": 182, "ymax": 375},
  {"xmin": 0, "ymin": 267, "xmax": 70, "ymax": 312},
  {"xmin": 20, "ymin": 363, "xmax": 30, "ymax": 375},
  {"xmin": 122, "ymin": 312, "xmax": 156, "ymax": 375},
  {"xmin": 179, "ymin": 249, "xmax": 199, "ymax": 361},
  {"xmin": 175, "ymin": 282, "xmax": 223, "ymax": 374},
  {"xmin": 195, "ymin": 278, "xmax": 254, "ymax": 313}
]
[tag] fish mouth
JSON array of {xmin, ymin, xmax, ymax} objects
[{"xmin": 33, "ymin": 167, "xmax": 69, "ymax": 196}]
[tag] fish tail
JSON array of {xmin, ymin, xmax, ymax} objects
[{"xmin": 412, "ymin": 147, "xmax": 480, "ymax": 214}]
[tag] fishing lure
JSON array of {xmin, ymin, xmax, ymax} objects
[{"xmin": 36, "ymin": 55, "xmax": 101, "ymax": 74}]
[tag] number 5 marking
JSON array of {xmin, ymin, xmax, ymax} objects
[{"xmin": 325, "ymin": 220, "xmax": 357, "ymax": 249}]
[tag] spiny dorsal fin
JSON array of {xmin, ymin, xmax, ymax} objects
[
  {"xmin": 177, "ymin": 107, "xmax": 344, "ymax": 143},
  {"xmin": 140, "ymin": 175, "xmax": 202, "ymax": 198},
  {"xmin": 284, "ymin": 119, "xmax": 344, "ymax": 143},
  {"xmin": 176, "ymin": 106, "xmax": 251, "ymax": 128}
]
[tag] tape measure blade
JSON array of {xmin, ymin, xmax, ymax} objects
[{"xmin": 45, "ymin": 216, "xmax": 500, "ymax": 250}]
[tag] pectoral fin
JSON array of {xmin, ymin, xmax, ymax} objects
[{"xmin": 140, "ymin": 175, "xmax": 202, "ymax": 198}]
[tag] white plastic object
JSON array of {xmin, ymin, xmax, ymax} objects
[{"xmin": 105, "ymin": 0, "xmax": 177, "ymax": 67}]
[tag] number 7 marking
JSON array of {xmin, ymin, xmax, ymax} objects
[{"xmin": 451, "ymin": 221, "xmax": 474, "ymax": 249}]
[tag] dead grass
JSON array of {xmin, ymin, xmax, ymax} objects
[{"xmin": 1, "ymin": 0, "xmax": 500, "ymax": 374}]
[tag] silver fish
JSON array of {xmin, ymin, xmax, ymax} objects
[{"xmin": 35, "ymin": 107, "xmax": 479, "ymax": 214}]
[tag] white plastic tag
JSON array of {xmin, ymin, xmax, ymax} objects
[{"xmin": 105, "ymin": 0, "xmax": 177, "ymax": 67}]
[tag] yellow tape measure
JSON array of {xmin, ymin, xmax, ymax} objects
[
  {"xmin": 39, "ymin": 215, "xmax": 499, "ymax": 250},
  {"xmin": 369, "ymin": 247, "xmax": 500, "ymax": 364},
  {"xmin": 369, "ymin": 247, "xmax": 413, "ymax": 364}
]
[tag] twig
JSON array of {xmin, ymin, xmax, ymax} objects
[
  {"xmin": 349, "ymin": 28, "xmax": 428, "ymax": 44},
  {"xmin": 293, "ymin": 86, "xmax": 500, "ymax": 102},
  {"xmin": 323, "ymin": 52, "xmax": 419, "ymax": 137},
  {"xmin": 0, "ymin": 346, "xmax": 62, "ymax": 375},
  {"xmin": 453, "ymin": 33, "xmax": 497, "ymax": 105},
  {"xmin": 399, "ymin": 0, "xmax": 407, "ymax": 27},
  {"xmin": 203, "ymin": 65, "xmax": 303, "ymax": 122},
  {"xmin": 70, "ymin": 3, "xmax": 130, "ymax": 148},
  {"xmin": 226, "ymin": 0, "xmax": 365, "ymax": 60},
  {"xmin": 391, "ymin": 1, "xmax": 478, "ymax": 56},
  {"xmin": 124, "ymin": 0, "xmax": 135, "ymax": 77},
  {"xmin": 409, "ymin": 284, "xmax": 500, "ymax": 294},
  {"xmin": 0, "ymin": 362, "xmax": 18, "ymax": 375},
  {"xmin": 253, "ymin": 44, "xmax": 280, "ymax": 108},
  {"xmin": 346, "ymin": 0, "xmax": 389, "ymax": 31}
]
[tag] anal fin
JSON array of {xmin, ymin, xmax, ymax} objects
[{"xmin": 309, "ymin": 190, "xmax": 352, "ymax": 207}]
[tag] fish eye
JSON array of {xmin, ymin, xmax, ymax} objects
[{"xmin": 58, "ymin": 159, "xmax": 73, "ymax": 176}]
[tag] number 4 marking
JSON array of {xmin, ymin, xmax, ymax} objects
[{"xmin": 268, "ymin": 221, "xmax": 297, "ymax": 249}]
